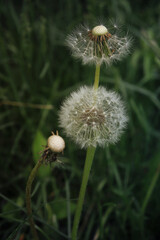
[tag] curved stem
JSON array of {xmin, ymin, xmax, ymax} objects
[
  {"xmin": 71, "ymin": 146, "xmax": 96, "ymax": 240},
  {"xmin": 26, "ymin": 160, "xmax": 42, "ymax": 240},
  {"xmin": 93, "ymin": 64, "xmax": 101, "ymax": 89}
]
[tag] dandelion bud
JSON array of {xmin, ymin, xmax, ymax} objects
[
  {"xmin": 59, "ymin": 86, "xmax": 128, "ymax": 149},
  {"xmin": 66, "ymin": 21, "xmax": 131, "ymax": 66},
  {"xmin": 47, "ymin": 132, "xmax": 65, "ymax": 153}
]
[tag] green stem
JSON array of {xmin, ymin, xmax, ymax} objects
[
  {"xmin": 93, "ymin": 64, "xmax": 101, "ymax": 89},
  {"xmin": 71, "ymin": 63, "xmax": 101, "ymax": 240},
  {"xmin": 71, "ymin": 146, "xmax": 96, "ymax": 240},
  {"xmin": 26, "ymin": 160, "xmax": 42, "ymax": 240},
  {"xmin": 141, "ymin": 164, "xmax": 160, "ymax": 215}
]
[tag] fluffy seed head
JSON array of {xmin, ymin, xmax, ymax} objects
[
  {"xmin": 48, "ymin": 132, "xmax": 65, "ymax": 153},
  {"xmin": 59, "ymin": 86, "xmax": 128, "ymax": 149},
  {"xmin": 66, "ymin": 20, "xmax": 132, "ymax": 66}
]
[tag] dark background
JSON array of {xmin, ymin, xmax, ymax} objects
[{"xmin": 0, "ymin": 0, "xmax": 160, "ymax": 239}]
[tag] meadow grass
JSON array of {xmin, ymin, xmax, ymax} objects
[{"xmin": 0, "ymin": 1, "xmax": 160, "ymax": 239}]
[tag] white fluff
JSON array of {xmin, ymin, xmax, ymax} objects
[
  {"xmin": 66, "ymin": 22, "xmax": 132, "ymax": 66},
  {"xmin": 59, "ymin": 86, "xmax": 128, "ymax": 149}
]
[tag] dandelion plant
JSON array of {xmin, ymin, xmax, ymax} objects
[
  {"xmin": 26, "ymin": 132, "xmax": 65, "ymax": 240},
  {"xmin": 59, "ymin": 20, "xmax": 131, "ymax": 240}
]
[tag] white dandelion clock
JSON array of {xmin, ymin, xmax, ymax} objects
[
  {"xmin": 66, "ymin": 21, "xmax": 131, "ymax": 66},
  {"xmin": 59, "ymin": 86, "xmax": 128, "ymax": 149}
]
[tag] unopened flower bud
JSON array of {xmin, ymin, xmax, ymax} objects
[{"xmin": 47, "ymin": 132, "xmax": 65, "ymax": 153}]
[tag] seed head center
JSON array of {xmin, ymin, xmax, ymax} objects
[
  {"xmin": 80, "ymin": 107, "xmax": 105, "ymax": 126},
  {"xmin": 92, "ymin": 25, "xmax": 108, "ymax": 36},
  {"xmin": 88, "ymin": 25, "xmax": 112, "ymax": 43}
]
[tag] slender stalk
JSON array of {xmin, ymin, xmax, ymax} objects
[
  {"xmin": 71, "ymin": 147, "xmax": 96, "ymax": 240},
  {"xmin": 0, "ymin": 100, "xmax": 53, "ymax": 109},
  {"xmin": 141, "ymin": 164, "xmax": 160, "ymax": 215},
  {"xmin": 66, "ymin": 180, "xmax": 71, "ymax": 238},
  {"xmin": 93, "ymin": 64, "xmax": 101, "ymax": 89},
  {"xmin": 26, "ymin": 160, "xmax": 42, "ymax": 240},
  {"xmin": 71, "ymin": 63, "xmax": 101, "ymax": 240}
]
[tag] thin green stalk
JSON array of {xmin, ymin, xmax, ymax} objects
[
  {"xmin": 26, "ymin": 160, "xmax": 42, "ymax": 240},
  {"xmin": 93, "ymin": 64, "xmax": 101, "ymax": 89},
  {"xmin": 71, "ymin": 63, "xmax": 101, "ymax": 240},
  {"xmin": 141, "ymin": 165, "xmax": 160, "ymax": 215},
  {"xmin": 71, "ymin": 147, "xmax": 96, "ymax": 240},
  {"xmin": 66, "ymin": 180, "xmax": 71, "ymax": 238}
]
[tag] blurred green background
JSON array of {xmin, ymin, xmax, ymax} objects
[{"xmin": 0, "ymin": 0, "xmax": 160, "ymax": 239}]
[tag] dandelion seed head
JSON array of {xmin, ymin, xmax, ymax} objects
[
  {"xmin": 59, "ymin": 86, "xmax": 128, "ymax": 149},
  {"xmin": 66, "ymin": 21, "xmax": 131, "ymax": 66}
]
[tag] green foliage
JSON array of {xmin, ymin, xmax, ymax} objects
[{"xmin": 0, "ymin": 0, "xmax": 160, "ymax": 240}]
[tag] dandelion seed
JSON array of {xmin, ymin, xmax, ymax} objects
[
  {"xmin": 66, "ymin": 21, "xmax": 132, "ymax": 66},
  {"xmin": 59, "ymin": 86, "xmax": 128, "ymax": 148}
]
